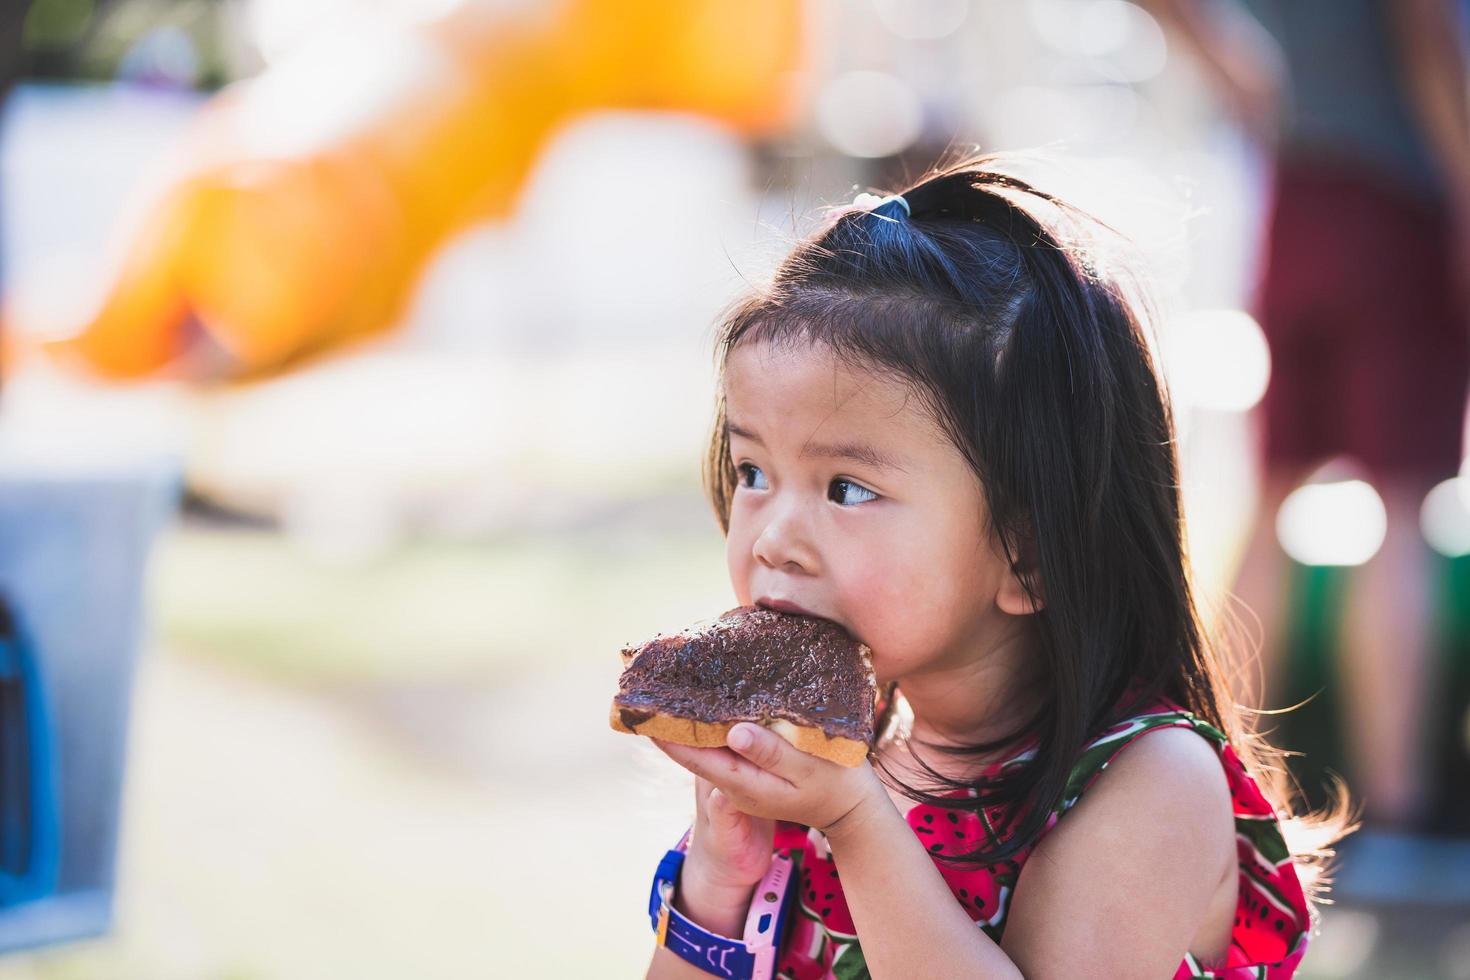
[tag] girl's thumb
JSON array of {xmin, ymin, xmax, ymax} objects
[
  {"xmin": 708, "ymin": 787, "xmax": 742, "ymax": 827},
  {"xmin": 709, "ymin": 787, "xmax": 730, "ymax": 816}
]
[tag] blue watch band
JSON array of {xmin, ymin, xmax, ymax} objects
[{"xmin": 649, "ymin": 827, "xmax": 796, "ymax": 980}]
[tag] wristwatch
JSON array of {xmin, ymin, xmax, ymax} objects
[{"xmin": 649, "ymin": 827, "xmax": 797, "ymax": 980}]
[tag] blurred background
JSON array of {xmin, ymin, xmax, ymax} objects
[{"xmin": 1, "ymin": 0, "xmax": 1469, "ymax": 976}]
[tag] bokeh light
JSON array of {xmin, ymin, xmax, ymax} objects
[
  {"xmin": 815, "ymin": 70, "xmax": 923, "ymax": 159},
  {"xmin": 1027, "ymin": 0, "xmax": 1167, "ymax": 82},
  {"xmin": 871, "ymin": 0, "xmax": 969, "ymax": 41},
  {"xmin": 1276, "ymin": 478, "xmax": 1388, "ymax": 567},
  {"xmin": 989, "ymin": 82, "xmax": 1141, "ymax": 149},
  {"xmin": 1162, "ymin": 308, "xmax": 1271, "ymax": 412},
  {"xmin": 1421, "ymin": 478, "xmax": 1470, "ymax": 558}
]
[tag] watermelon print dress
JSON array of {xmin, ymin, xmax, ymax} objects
[{"xmin": 769, "ymin": 700, "xmax": 1311, "ymax": 979}]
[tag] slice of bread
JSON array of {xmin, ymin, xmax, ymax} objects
[{"xmin": 610, "ymin": 606, "xmax": 876, "ymax": 767}]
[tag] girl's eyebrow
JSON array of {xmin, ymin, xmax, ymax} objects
[{"xmin": 726, "ymin": 419, "xmax": 910, "ymax": 473}]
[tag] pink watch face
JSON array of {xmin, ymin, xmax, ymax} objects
[{"xmin": 743, "ymin": 852, "xmax": 795, "ymax": 979}]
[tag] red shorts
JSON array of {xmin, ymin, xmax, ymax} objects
[{"xmin": 1253, "ymin": 154, "xmax": 1470, "ymax": 482}]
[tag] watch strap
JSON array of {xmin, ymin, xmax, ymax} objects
[{"xmin": 649, "ymin": 826, "xmax": 796, "ymax": 980}]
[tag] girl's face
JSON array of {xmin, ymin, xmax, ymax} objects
[{"xmin": 722, "ymin": 338, "xmax": 1037, "ymax": 688}]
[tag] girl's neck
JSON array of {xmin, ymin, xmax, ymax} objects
[{"xmin": 885, "ymin": 629, "xmax": 1046, "ymax": 766}]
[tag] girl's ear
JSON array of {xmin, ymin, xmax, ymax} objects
[{"xmin": 996, "ymin": 534, "xmax": 1045, "ymax": 616}]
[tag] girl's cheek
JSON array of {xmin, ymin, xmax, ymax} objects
[
  {"xmin": 725, "ymin": 529, "xmax": 756, "ymax": 600},
  {"xmin": 843, "ymin": 544, "xmax": 958, "ymax": 663},
  {"xmin": 840, "ymin": 561, "xmax": 907, "ymax": 644}
]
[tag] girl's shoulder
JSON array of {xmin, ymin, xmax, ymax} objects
[
  {"xmin": 1057, "ymin": 700, "xmax": 1232, "ymax": 814},
  {"xmin": 1039, "ymin": 699, "xmax": 1256, "ymax": 858},
  {"xmin": 1051, "ymin": 698, "xmax": 1298, "ymax": 827},
  {"xmin": 986, "ymin": 698, "xmax": 1239, "ymax": 822},
  {"xmin": 1051, "ymin": 709, "xmax": 1238, "ymax": 863},
  {"xmin": 1012, "ymin": 699, "xmax": 1311, "ymax": 976},
  {"xmin": 1037, "ymin": 699, "xmax": 1240, "ymax": 878}
]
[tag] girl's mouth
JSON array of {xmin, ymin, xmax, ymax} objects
[{"xmin": 756, "ymin": 597, "xmax": 818, "ymax": 617}]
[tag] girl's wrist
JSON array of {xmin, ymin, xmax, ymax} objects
[
  {"xmin": 820, "ymin": 779, "xmax": 891, "ymax": 847},
  {"xmin": 674, "ymin": 865, "xmax": 755, "ymax": 938}
]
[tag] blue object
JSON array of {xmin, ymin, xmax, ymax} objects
[
  {"xmin": 648, "ymin": 827, "xmax": 797, "ymax": 979},
  {"xmin": 0, "ymin": 598, "xmax": 61, "ymax": 907},
  {"xmin": 0, "ymin": 460, "xmax": 178, "ymax": 953}
]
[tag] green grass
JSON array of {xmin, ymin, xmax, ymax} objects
[{"xmin": 154, "ymin": 522, "xmax": 732, "ymax": 686}]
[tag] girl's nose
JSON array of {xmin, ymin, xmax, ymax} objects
[{"xmin": 751, "ymin": 506, "xmax": 817, "ymax": 573}]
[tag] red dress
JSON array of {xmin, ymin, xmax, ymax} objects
[{"xmin": 770, "ymin": 698, "xmax": 1312, "ymax": 979}]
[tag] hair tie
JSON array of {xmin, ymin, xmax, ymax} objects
[{"xmin": 852, "ymin": 192, "xmax": 911, "ymax": 217}]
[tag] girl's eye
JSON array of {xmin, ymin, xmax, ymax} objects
[
  {"xmin": 736, "ymin": 462, "xmax": 768, "ymax": 490},
  {"xmin": 735, "ymin": 463, "xmax": 877, "ymax": 506},
  {"xmin": 829, "ymin": 479, "xmax": 878, "ymax": 506}
]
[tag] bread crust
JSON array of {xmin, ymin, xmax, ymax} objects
[{"xmin": 609, "ymin": 704, "xmax": 870, "ymax": 767}]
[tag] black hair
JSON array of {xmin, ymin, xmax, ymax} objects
[{"xmin": 703, "ymin": 153, "xmax": 1349, "ymax": 892}]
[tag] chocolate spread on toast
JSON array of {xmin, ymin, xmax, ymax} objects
[{"xmin": 613, "ymin": 605, "xmax": 874, "ymax": 743}]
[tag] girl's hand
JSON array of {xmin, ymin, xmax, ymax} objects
[
  {"xmin": 684, "ymin": 774, "xmax": 776, "ymax": 900},
  {"xmin": 652, "ymin": 723, "xmax": 888, "ymax": 836}
]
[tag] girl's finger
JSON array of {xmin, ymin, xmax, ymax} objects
[
  {"xmin": 698, "ymin": 778, "xmax": 747, "ymax": 835},
  {"xmin": 709, "ymin": 790, "xmax": 772, "ymax": 852},
  {"xmin": 695, "ymin": 775, "xmax": 716, "ymax": 804},
  {"xmin": 652, "ymin": 738, "xmax": 794, "ymax": 802},
  {"xmin": 707, "ymin": 787, "xmax": 737, "ymax": 826},
  {"xmin": 726, "ymin": 723, "xmax": 818, "ymax": 784}
]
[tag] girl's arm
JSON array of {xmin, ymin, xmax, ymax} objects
[
  {"xmin": 825, "ymin": 798, "xmax": 1025, "ymax": 979},
  {"xmin": 999, "ymin": 727, "xmax": 1237, "ymax": 977},
  {"xmin": 831, "ymin": 726, "xmax": 1232, "ymax": 978}
]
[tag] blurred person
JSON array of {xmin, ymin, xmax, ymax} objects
[
  {"xmin": 637, "ymin": 157, "xmax": 1349, "ymax": 979},
  {"xmin": 1145, "ymin": 0, "xmax": 1470, "ymax": 832}
]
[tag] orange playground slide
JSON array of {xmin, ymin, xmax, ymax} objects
[{"xmin": 34, "ymin": 0, "xmax": 803, "ymax": 381}]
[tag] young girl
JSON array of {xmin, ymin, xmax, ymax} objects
[{"xmin": 642, "ymin": 155, "xmax": 1348, "ymax": 979}]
